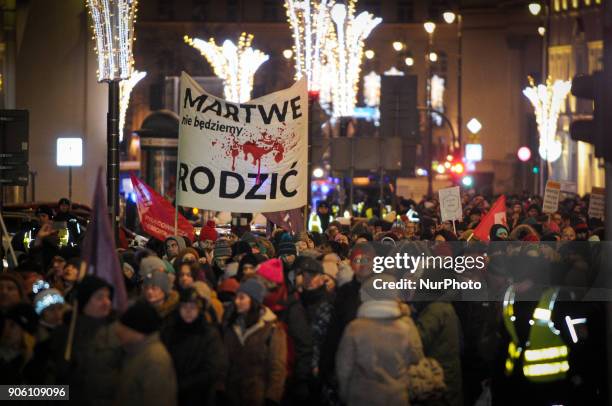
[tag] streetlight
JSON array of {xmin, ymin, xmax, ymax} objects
[
  {"xmin": 404, "ymin": 56, "xmax": 414, "ymax": 67},
  {"xmin": 467, "ymin": 118, "xmax": 482, "ymax": 134},
  {"xmin": 313, "ymin": 167, "xmax": 324, "ymax": 178},
  {"xmin": 86, "ymin": 0, "xmax": 138, "ymax": 241},
  {"xmin": 538, "ymin": 26, "xmax": 546, "ymax": 36},
  {"xmin": 365, "ymin": 49, "xmax": 375, "ymax": 59},
  {"xmin": 443, "ymin": 11, "xmax": 456, "ymax": 24},
  {"xmin": 392, "ymin": 41, "xmax": 404, "ymax": 51},
  {"xmin": 528, "ymin": 2, "xmax": 542, "ymax": 15},
  {"xmin": 424, "ymin": 21, "xmax": 436, "ymax": 34},
  {"xmin": 428, "ymin": 52, "xmax": 438, "ymax": 62},
  {"xmin": 283, "ymin": 49, "xmax": 293, "ymax": 59}
]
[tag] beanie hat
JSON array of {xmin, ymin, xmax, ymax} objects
[
  {"xmin": 119, "ymin": 300, "xmax": 161, "ymax": 335},
  {"xmin": 241, "ymin": 232, "xmax": 258, "ymax": 246},
  {"xmin": 237, "ymin": 278, "xmax": 266, "ymax": 305},
  {"xmin": 214, "ymin": 240, "xmax": 232, "ymax": 258},
  {"xmin": 76, "ymin": 275, "xmax": 113, "ymax": 311},
  {"xmin": 218, "ymin": 278, "xmax": 240, "ymax": 294},
  {"xmin": 278, "ymin": 241, "xmax": 297, "ymax": 256},
  {"xmin": 6, "ymin": 303, "xmax": 39, "ymax": 335},
  {"xmin": 34, "ymin": 288, "xmax": 65, "ymax": 315},
  {"xmin": 360, "ymin": 274, "xmax": 399, "ymax": 302},
  {"xmin": 139, "ymin": 256, "xmax": 166, "ymax": 276},
  {"xmin": 233, "ymin": 240, "xmax": 252, "ymax": 257},
  {"xmin": 256, "ymin": 258, "xmax": 284, "ymax": 284},
  {"xmin": 199, "ymin": 220, "xmax": 218, "ymax": 242},
  {"xmin": 295, "ymin": 256, "xmax": 324, "ymax": 275},
  {"xmin": 142, "ymin": 270, "xmax": 171, "ymax": 296},
  {"xmin": 575, "ymin": 223, "xmax": 589, "ymax": 233}
]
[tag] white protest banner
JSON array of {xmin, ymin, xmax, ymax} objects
[
  {"xmin": 560, "ymin": 181, "xmax": 577, "ymax": 194},
  {"xmin": 588, "ymin": 187, "xmax": 605, "ymax": 219},
  {"xmin": 439, "ymin": 186, "xmax": 463, "ymax": 222},
  {"xmin": 176, "ymin": 72, "xmax": 308, "ymax": 212},
  {"xmin": 542, "ymin": 180, "xmax": 561, "ymax": 214}
]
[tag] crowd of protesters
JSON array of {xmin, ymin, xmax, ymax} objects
[{"xmin": 0, "ymin": 190, "xmax": 607, "ymax": 406}]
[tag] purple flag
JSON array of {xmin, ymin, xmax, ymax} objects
[
  {"xmin": 80, "ymin": 168, "xmax": 128, "ymax": 312},
  {"xmin": 263, "ymin": 208, "xmax": 305, "ymax": 235}
]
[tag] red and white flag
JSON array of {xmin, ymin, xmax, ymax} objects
[
  {"xmin": 473, "ymin": 195, "xmax": 507, "ymax": 241},
  {"xmin": 131, "ymin": 174, "xmax": 194, "ymax": 242}
]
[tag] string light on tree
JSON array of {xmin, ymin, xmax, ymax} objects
[
  {"xmin": 522, "ymin": 77, "xmax": 571, "ymax": 162},
  {"xmin": 87, "ymin": 0, "xmax": 138, "ymax": 82},
  {"xmin": 363, "ymin": 71, "xmax": 381, "ymax": 107},
  {"xmin": 119, "ymin": 70, "xmax": 146, "ymax": 142},
  {"xmin": 184, "ymin": 33, "xmax": 269, "ymax": 103},
  {"xmin": 327, "ymin": 1, "xmax": 382, "ymax": 117},
  {"xmin": 284, "ymin": 0, "xmax": 335, "ymax": 93}
]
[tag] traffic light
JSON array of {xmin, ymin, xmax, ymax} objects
[{"xmin": 570, "ymin": 71, "xmax": 611, "ymax": 161}]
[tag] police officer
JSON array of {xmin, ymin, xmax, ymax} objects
[{"xmin": 308, "ymin": 201, "xmax": 333, "ymax": 234}]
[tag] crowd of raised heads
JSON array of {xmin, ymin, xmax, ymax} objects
[{"xmin": 0, "ymin": 191, "xmax": 606, "ymax": 406}]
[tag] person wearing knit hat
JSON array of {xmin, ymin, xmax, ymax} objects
[
  {"xmin": 256, "ymin": 258, "xmax": 284, "ymax": 285},
  {"xmin": 241, "ymin": 231, "xmax": 257, "ymax": 246},
  {"xmin": 199, "ymin": 220, "xmax": 218, "ymax": 242},
  {"xmin": 237, "ymin": 278, "xmax": 266, "ymax": 305},
  {"xmin": 139, "ymin": 255, "xmax": 166, "ymax": 277},
  {"xmin": 278, "ymin": 241, "xmax": 297, "ymax": 264},
  {"xmin": 115, "ymin": 300, "xmax": 177, "ymax": 406},
  {"xmin": 232, "ymin": 240, "xmax": 252, "ymax": 261},
  {"xmin": 336, "ymin": 274, "xmax": 421, "ymax": 406},
  {"xmin": 217, "ymin": 278, "xmax": 240, "ymax": 304},
  {"xmin": 142, "ymin": 270, "xmax": 179, "ymax": 319},
  {"xmin": 164, "ymin": 235, "xmax": 187, "ymax": 264},
  {"xmin": 236, "ymin": 253, "xmax": 261, "ymax": 281},
  {"xmin": 214, "ymin": 239, "xmax": 232, "ymax": 262},
  {"xmin": 76, "ymin": 275, "xmax": 114, "ymax": 318},
  {"xmin": 0, "ymin": 272, "xmax": 26, "ymax": 311},
  {"xmin": 574, "ymin": 222, "xmax": 589, "ymax": 241},
  {"xmin": 33, "ymin": 288, "xmax": 66, "ymax": 341},
  {"xmin": 224, "ymin": 276, "xmax": 287, "ymax": 406}
]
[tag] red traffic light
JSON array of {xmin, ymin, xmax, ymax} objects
[{"xmin": 451, "ymin": 162, "xmax": 464, "ymax": 174}]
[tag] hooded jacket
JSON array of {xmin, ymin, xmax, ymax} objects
[
  {"xmin": 164, "ymin": 236, "xmax": 187, "ymax": 262},
  {"xmin": 224, "ymin": 306, "xmax": 287, "ymax": 406},
  {"xmin": 336, "ymin": 300, "xmax": 424, "ymax": 406}
]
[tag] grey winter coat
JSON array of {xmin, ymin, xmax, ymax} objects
[
  {"xmin": 115, "ymin": 332, "xmax": 177, "ymax": 406},
  {"xmin": 336, "ymin": 300, "xmax": 424, "ymax": 406}
]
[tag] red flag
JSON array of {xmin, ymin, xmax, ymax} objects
[
  {"xmin": 472, "ymin": 195, "xmax": 507, "ymax": 241},
  {"xmin": 81, "ymin": 168, "xmax": 128, "ymax": 311},
  {"xmin": 130, "ymin": 174, "xmax": 194, "ymax": 242}
]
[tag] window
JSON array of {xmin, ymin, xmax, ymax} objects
[
  {"xmin": 263, "ymin": 0, "xmax": 281, "ymax": 22},
  {"xmin": 157, "ymin": 0, "xmax": 174, "ymax": 20},
  {"xmin": 428, "ymin": 0, "xmax": 447, "ymax": 21},
  {"xmin": 227, "ymin": 0, "xmax": 238, "ymax": 22},
  {"xmin": 397, "ymin": 0, "xmax": 414, "ymax": 22},
  {"xmin": 192, "ymin": 0, "xmax": 209, "ymax": 21}
]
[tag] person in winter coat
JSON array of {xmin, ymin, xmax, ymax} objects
[
  {"xmin": 44, "ymin": 275, "xmax": 122, "ymax": 405},
  {"xmin": 142, "ymin": 269, "xmax": 179, "ymax": 321},
  {"xmin": 115, "ymin": 300, "xmax": 177, "ymax": 406},
  {"xmin": 224, "ymin": 278, "xmax": 287, "ymax": 406},
  {"xmin": 336, "ymin": 274, "xmax": 424, "ymax": 406},
  {"xmin": 0, "ymin": 272, "xmax": 27, "ymax": 311},
  {"xmin": 298, "ymin": 257, "xmax": 333, "ymax": 381},
  {"xmin": 414, "ymin": 299, "xmax": 463, "ymax": 406},
  {"xmin": 161, "ymin": 288, "xmax": 227, "ymax": 406},
  {"xmin": 32, "ymin": 288, "xmax": 65, "ymax": 343},
  {"xmin": 256, "ymin": 258, "xmax": 313, "ymax": 405},
  {"xmin": 0, "ymin": 303, "xmax": 39, "ymax": 384}
]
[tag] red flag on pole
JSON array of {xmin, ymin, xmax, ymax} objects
[
  {"xmin": 472, "ymin": 195, "xmax": 507, "ymax": 241},
  {"xmin": 130, "ymin": 174, "xmax": 194, "ymax": 242}
]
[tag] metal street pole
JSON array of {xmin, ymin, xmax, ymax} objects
[
  {"xmin": 539, "ymin": 4, "xmax": 550, "ymax": 195},
  {"xmin": 457, "ymin": 14, "xmax": 463, "ymax": 152},
  {"xmin": 426, "ymin": 33, "xmax": 434, "ymax": 197},
  {"xmin": 107, "ymin": 81, "xmax": 120, "ymax": 243}
]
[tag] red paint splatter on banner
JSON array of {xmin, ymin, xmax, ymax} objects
[{"xmin": 216, "ymin": 128, "xmax": 299, "ymax": 183}]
